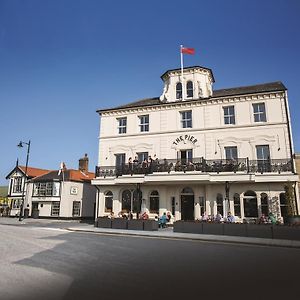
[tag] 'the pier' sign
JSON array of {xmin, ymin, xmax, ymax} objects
[{"xmin": 172, "ymin": 135, "xmax": 198, "ymax": 146}]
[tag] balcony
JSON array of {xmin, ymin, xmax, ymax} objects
[{"xmin": 95, "ymin": 158, "xmax": 293, "ymax": 178}]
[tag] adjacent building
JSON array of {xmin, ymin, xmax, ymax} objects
[
  {"xmin": 6, "ymin": 154, "xmax": 96, "ymax": 219},
  {"xmin": 92, "ymin": 65, "xmax": 299, "ymax": 222},
  {"xmin": 6, "ymin": 164, "xmax": 49, "ymax": 216}
]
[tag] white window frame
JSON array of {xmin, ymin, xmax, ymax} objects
[
  {"xmin": 253, "ymin": 103, "xmax": 266, "ymax": 122},
  {"xmin": 223, "ymin": 105, "xmax": 235, "ymax": 125},
  {"xmin": 117, "ymin": 117, "xmax": 127, "ymax": 134},
  {"xmin": 139, "ymin": 115, "xmax": 149, "ymax": 132},
  {"xmin": 13, "ymin": 177, "xmax": 23, "ymax": 193},
  {"xmin": 180, "ymin": 110, "xmax": 192, "ymax": 128}
]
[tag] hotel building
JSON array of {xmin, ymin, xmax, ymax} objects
[{"xmin": 92, "ymin": 66, "xmax": 299, "ymax": 222}]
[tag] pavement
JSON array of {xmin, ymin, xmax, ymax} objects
[{"xmin": 1, "ymin": 217, "xmax": 300, "ymax": 248}]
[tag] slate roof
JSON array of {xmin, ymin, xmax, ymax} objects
[
  {"xmin": 31, "ymin": 169, "xmax": 95, "ymax": 183},
  {"xmin": 97, "ymin": 81, "xmax": 286, "ymax": 113}
]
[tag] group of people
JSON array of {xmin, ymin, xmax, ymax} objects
[
  {"xmin": 201, "ymin": 211, "xmax": 236, "ymax": 223},
  {"xmin": 258, "ymin": 212, "xmax": 277, "ymax": 224},
  {"xmin": 107, "ymin": 210, "xmax": 151, "ymax": 220}
]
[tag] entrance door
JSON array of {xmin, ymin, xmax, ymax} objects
[
  {"xmin": 179, "ymin": 149, "xmax": 193, "ymax": 164},
  {"xmin": 32, "ymin": 202, "xmax": 38, "ymax": 211},
  {"xmin": 181, "ymin": 187, "xmax": 194, "ymax": 220}
]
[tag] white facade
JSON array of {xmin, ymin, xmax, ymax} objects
[
  {"xmin": 93, "ymin": 66, "xmax": 299, "ymax": 222},
  {"xmin": 25, "ymin": 179, "xmax": 96, "ymax": 218}
]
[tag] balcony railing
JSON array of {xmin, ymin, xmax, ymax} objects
[{"xmin": 95, "ymin": 158, "xmax": 293, "ymax": 178}]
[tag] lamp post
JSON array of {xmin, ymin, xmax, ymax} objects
[{"xmin": 17, "ymin": 140, "xmax": 31, "ymax": 221}]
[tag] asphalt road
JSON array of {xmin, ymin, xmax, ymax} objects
[{"xmin": 1, "ymin": 223, "xmax": 300, "ymax": 300}]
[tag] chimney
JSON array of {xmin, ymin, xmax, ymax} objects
[{"xmin": 79, "ymin": 153, "xmax": 89, "ymax": 173}]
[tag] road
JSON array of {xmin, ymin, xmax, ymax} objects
[{"xmin": 1, "ymin": 222, "xmax": 300, "ymax": 300}]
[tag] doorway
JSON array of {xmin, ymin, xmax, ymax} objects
[
  {"xmin": 178, "ymin": 149, "xmax": 192, "ymax": 164},
  {"xmin": 181, "ymin": 187, "xmax": 194, "ymax": 220}
]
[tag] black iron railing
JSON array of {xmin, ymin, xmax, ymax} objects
[{"xmin": 95, "ymin": 158, "xmax": 293, "ymax": 178}]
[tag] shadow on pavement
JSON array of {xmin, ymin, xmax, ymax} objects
[{"xmin": 14, "ymin": 230, "xmax": 300, "ymax": 300}]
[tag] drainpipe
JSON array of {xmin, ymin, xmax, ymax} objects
[{"xmin": 95, "ymin": 186, "xmax": 101, "ymax": 220}]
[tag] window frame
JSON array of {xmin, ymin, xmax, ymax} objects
[
  {"xmin": 13, "ymin": 177, "xmax": 23, "ymax": 193},
  {"xmin": 139, "ymin": 114, "xmax": 149, "ymax": 132},
  {"xmin": 117, "ymin": 117, "xmax": 127, "ymax": 134},
  {"xmin": 149, "ymin": 191, "xmax": 160, "ymax": 214},
  {"xmin": 176, "ymin": 82, "xmax": 182, "ymax": 99},
  {"xmin": 253, "ymin": 103, "xmax": 267, "ymax": 123},
  {"xmin": 225, "ymin": 146, "xmax": 238, "ymax": 160},
  {"xmin": 51, "ymin": 202, "xmax": 60, "ymax": 217},
  {"xmin": 186, "ymin": 81, "xmax": 193, "ymax": 98},
  {"xmin": 223, "ymin": 105, "xmax": 236, "ymax": 125},
  {"xmin": 72, "ymin": 201, "xmax": 81, "ymax": 217},
  {"xmin": 180, "ymin": 110, "xmax": 192, "ymax": 128},
  {"xmin": 104, "ymin": 191, "xmax": 113, "ymax": 213}
]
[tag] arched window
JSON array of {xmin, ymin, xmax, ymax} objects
[
  {"xmin": 186, "ymin": 81, "xmax": 193, "ymax": 98},
  {"xmin": 176, "ymin": 82, "xmax": 182, "ymax": 99},
  {"xmin": 149, "ymin": 191, "xmax": 159, "ymax": 214},
  {"xmin": 122, "ymin": 190, "xmax": 131, "ymax": 213},
  {"xmin": 243, "ymin": 190, "xmax": 258, "ymax": 217},
  {"xmin": 133, "ymin": 189, "xmax": 142, "ymax": 213},
  {"xmin": 233, "ymin": 193, "xmax": 241, "ymax": 217},
  {"xmin": 104, "ymin": 191, "xmax": 113, "ymax": 212},
  {"xmin": 216, "ymin": 193, "xmax": 223, "ymax": 216},
  {"xmin": 280, "ymin": 192, "xmax": 287, "ymax": 218},
  {"xmin": 261, "ymin": 193, "xmax": 268, "ymax": 216}
]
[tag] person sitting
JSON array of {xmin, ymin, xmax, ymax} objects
[
  {"xmin": 140, "ymin": 211, "xmax": 149, "ymax": 220},
  {"xmin": 268, "ymin": 212, "xmax": 276, "ymax": 224},
  {"xmin": 215, "ymin": 211, "xmax": 223, "ymax": 223},
  {"xmin": 258, "ymin": 213, "xmax": 267, "ymax": 224},
  {"xmin": 226, "ymin": 211, "xmax": 235, "ymax": 223},
  {"xmin": 108, "ymin": 211, "xmax": 114, "ymax": 219},
  {"xmin": 128, "ymin": 211, "xmax": 133, "ymax": 220},
  {"xmin": 159, "ymin": 212, "xmax": 168, "ymax": 228},
  {"xmin": 202, "ymin": 212, "xmax": 208, "ymax": 222},
  {"xmin": 166, "ymin": 211, "xmax": 172, "ymax": 223}
]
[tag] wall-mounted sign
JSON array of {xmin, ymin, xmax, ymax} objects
[
  {"xmin": 172, "ymin": 134, "xmax": 198, "ymax": 146},
  {"xmin": 70, "ymin": 186, "xmax": 78, "ymax": 195}
]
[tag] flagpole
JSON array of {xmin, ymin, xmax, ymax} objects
[{"xmin": 180, "ymin": 45, "xmax": 185, "ymax": 101}]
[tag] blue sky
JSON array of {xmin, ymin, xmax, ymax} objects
[{"xmin": 0, "ymin": 0, "xmax": 300, "ymax": 185}]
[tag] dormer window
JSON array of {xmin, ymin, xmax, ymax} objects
[
  {"xmin": 186, "ymin": 81, "xmax": 193, "ymax": 98},
  {"xmin": 176, "ymin": 82, "xmax": 182, "ymax": 99}
]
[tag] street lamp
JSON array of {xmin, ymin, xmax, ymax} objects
[{"xmin": 17, "ymin": 140, "xmax": 31, "ymax": 221}]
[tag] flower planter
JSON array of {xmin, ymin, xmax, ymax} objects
[
  {"xmin": 272, "ymin": 225, "xmax": 300, "ymax": 241},
  {"xmin": 246, "ymin": 224, "xmax": 273, "ymax": 238},
  {"xmin": 174, "ymin": 221, "xmax": 203, "ymax": 234},
  {"xmin": 203, "ymin": 223, "xmax": 224, "ymax": 235},
  {"xmin": 127, "ymin": 219, "xmax": 144, "ymax": 230},
  {"xmin": 143, "ymin": 220, "xmax": 159, "ymax": 231},
  {"xmin": 96, "ymin": 217, "xmax": 112, "ymax": 228},
  {"xmin": 111, "ymin": 218, "xmax": 128, "ymax": 229},
  {"xmin": 223, "ymin": 223, "xmax": 247, "ymax": 237},
  {"xmin": 284, "ymin": 216, "xmax": 300, "ymax": 226}
]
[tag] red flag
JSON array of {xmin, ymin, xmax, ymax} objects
[{"xmin": 181, "ymin": 47, "xmax": 195, "ymax": 55}]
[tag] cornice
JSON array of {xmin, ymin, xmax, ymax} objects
[
  {"xmin": 99, "ymin": 121, "xmax": 288, "ymax": 141},
  {"xmin": 101, "ymin": 91, "xmax": 285, "ymax": 117}
]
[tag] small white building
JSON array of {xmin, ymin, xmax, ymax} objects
[
  {"xmin": 92, "ymin": 66, "xmax": 299, "ymax": 223},
  {"xmin": 6, "ymin": 154, "xmax": 96, "ymax": 219}
]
